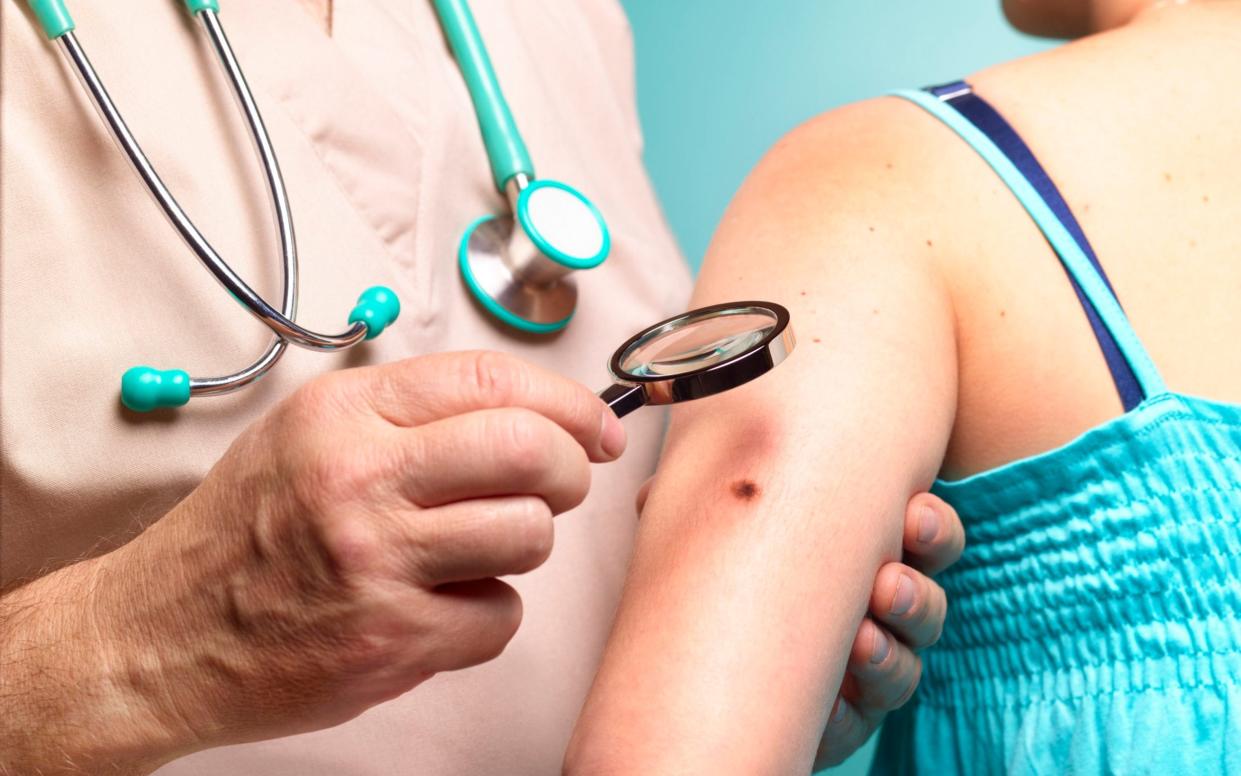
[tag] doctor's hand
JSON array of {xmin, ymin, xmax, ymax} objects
[
  {"xmin": 1, "ymin": 351, "xmax": 622, "ymax": 775},
  {"xmin": 813, "ymin": 492, "xmax": 965, "ymax": 770}
]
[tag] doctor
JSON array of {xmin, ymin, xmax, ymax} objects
[{"xmin": 0, "ymin": 1, "xmax": 962, "ymax": 773}]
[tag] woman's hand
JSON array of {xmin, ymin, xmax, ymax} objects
[
  {"xmin": 814, "ymin": 493, "xmax": 966, "ymax": 769},
  {"xmin": 0, "ymin": 351, "xmax": 623, "ymax": 775}
]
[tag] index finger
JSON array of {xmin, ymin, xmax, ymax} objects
[
  {"xmin": 364, "ymin": 350, "xmax": 626, "ymax": 463},
  {"xmin": 902, "ymin": 492, "xmax": 965, "ymax": 576}
]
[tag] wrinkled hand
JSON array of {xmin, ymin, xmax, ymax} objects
[
  {"xmin": 54, "ymin": 351, "xmax": 624, "ymax": 773},
  {"xmin": 814, "ymin": 493, "xmax": 966, "ymax": 769}
]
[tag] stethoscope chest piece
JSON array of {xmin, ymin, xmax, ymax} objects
[
  {"xmin": 434, "ymin": 0, "xmax": 610, "ymax": 334},
  {"xmin": 459, "ymin": 178, "xmax": 609, "ymax": 333}
]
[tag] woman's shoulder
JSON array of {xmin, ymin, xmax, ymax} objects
[{"xmin": 738, "ymin": 95, "xmax": 979, "ymax": 258}]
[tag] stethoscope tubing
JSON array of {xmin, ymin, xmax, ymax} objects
[
  {"xmin": 58, "ymin": 10, "xmax": 366, "ymax": 396},
  {"xmin": 432, "ymin": 0, "xmax": 533, "ymax": 191}
]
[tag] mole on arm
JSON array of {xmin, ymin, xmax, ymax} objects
[{"xmin": 730, "ymin": 479, "xmax": 761, "ymax": 502}]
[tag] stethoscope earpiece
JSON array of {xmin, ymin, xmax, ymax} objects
[
  {"xmin": 30, "ymin": 0, "xmax": 400, "ymax": 411},
  {"xmin": 121, "ymin": 367, "xmax": 191, "ymax": 413},
  {"xmin": 120, "ymin": 285, "xmax": 399, "ymax": 412},
  {"xmin": 36, "ymin": 0, "xmax": 618, "ymax": 412},
  {"xmin": 348, "ymin": 286, "xmax": 402, "ymax": 340}
]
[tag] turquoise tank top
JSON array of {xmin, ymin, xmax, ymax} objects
[{"xmin": 868, "ymin": 83, "xmax": 1241, "ymax": 774}]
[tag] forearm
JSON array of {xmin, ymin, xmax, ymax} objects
[
  {"xmin": 566, "ymin": 390, "xmax": 927, "ymax": 773},
  {"xmin": 0, "ymin": 542, "xmax": 192, "ymax": 776}
]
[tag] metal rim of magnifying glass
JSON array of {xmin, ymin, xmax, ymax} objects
[{"xmin": 608, "ymin": 300, "xmax": 795, "ymax": 408}]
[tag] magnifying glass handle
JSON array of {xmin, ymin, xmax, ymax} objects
[{"xmin": 599, "ymin": 383, "xmax": 647, "ymax": 419}]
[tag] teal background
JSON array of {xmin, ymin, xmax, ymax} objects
[
  {"xmin": 620, "ymin": 0, "xmax": 1054, "ymax": 272},
  {"xmin": 616, "ymin": 2, "xmax": 1054, "ymax": 773}
]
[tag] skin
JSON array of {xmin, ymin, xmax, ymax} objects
[
  {"xmin": 636, "ymin": 480, "xmax": 965, "ymax": 768},
  {"xmin": 0, "ymin": 343, "xmax": 960, "ymax": 775},
  {"xmin": 565, "ymin": 1, "xmax": 1241, "ymax": 772},
  {"xmin": 0, "ymin": 351, "xmax": 626, "ymax": 774}
]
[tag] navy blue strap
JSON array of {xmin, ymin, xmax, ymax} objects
[{"xmin": 927, "ymin": 81, "xmax": 1145, "ymax": 411}]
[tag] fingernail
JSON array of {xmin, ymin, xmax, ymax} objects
[
  {"xmin": 890, "ymin": 574, "xmax": 916, "ymax": 616},
  {"xmin": 917, "ymin": 504, "xmax": 939, "ymax": 544},
  {"xmin": 832, "ymin": 698, "xmax": 849, "ymax": 723},
  {"xmin": 870, "ymin": 628, "xmax": 891, "ymax": 664},
  {"xmin": 600, "ymin": 409, "xmax": 627, "ymax": 460}
]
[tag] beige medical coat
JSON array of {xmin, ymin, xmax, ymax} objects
[{"xmin": 1, "ymin": 0, "xmax": 692, "ymax": 771}]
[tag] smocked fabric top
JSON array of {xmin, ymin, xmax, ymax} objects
[{"xmin": 868, "ymin": 83, "xmax": 1241, "ymax": 774}]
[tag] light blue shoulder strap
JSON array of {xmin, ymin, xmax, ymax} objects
[{"xmin": 891, "ymin": 88, "xmax": 1167, "ymax": 398}]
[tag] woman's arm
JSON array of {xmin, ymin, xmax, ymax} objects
[{"xmin": 566, "ymin": 98, "xmax": 958, "ymax": 774}]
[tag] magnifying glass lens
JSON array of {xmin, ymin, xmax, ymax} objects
[
  {"xmin": 619, "ymin": 309, "xmax": 778, "ymax": 378},
  {"xmin": 601, "ymin": 301, "xmax": 793, "ymax": 418}
]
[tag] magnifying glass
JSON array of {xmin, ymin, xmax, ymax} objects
[{"xmin": 600, "ymin": 301, "xmax": 795, "ymax": 418}]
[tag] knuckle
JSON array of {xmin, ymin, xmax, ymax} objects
[
  {"xmin": 496, "ymin": 409, "xmax": 555, "ymax": 474},
  {"xmin": 476, "ymin": 587, "xmax": 523, "ymax": 663},
  {"xmin": 293, "ymin": 445, "xmax": 380, "ymax": 513},
  {"xmin": 287, "ymin": 371, "xmax": 354, "ymax": 425},
  {"xmin": 872, "ymin": 565, "xmax": 905, "ymax": 617},
  {"xmin": 894, "ymin": 657, "xmax": 923, "ymax": 708},
  {"xmin": 315, "ymin": 515, "xmax": 386, "ymax": 581},
  {"xmin": 862, "ymin": 649, "xmax": 916, "ymax": 710},
  {"xmin": 506, "ymin": 499, "xmax": 555, "ymax": 573},
  {"xmin": 568, "ymin": 450, "xmax": 592, "ymax": 502},
  {"xmin": 903, "ymin": 582, "xmax": 930, "ymax": 623},
  {"xmin": 849, "ymin": 620, "xmax": 879, "ymax": 667},
  {"xmin": 817, "ymin": 711, "xmax": 864, "ymax": 769},
  {"xmin": 464, "ymin": 351, "xmax": 524, "ymax": 406},
  {"xmin": 952, "ymin": 523, "xmax": 968, "ymax": 557},
  {"xmin": 337, "ymin": 621, "xmax": 404, "ymax": 676},
  {"xmin": 904, "ymin": 587, "xmax": 947, "ymax": 650},
  {"xmin": 922, "ymin": 591, "xmax": 948, "ymax": 648}
]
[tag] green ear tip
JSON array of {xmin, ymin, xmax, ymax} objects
[
  {"xmin": 348, "ymin": 286, "xmax": 401, "ymax": 340},
  {"xmin": 183, "ymin": 0, "xmax": 220, "ymax": 14},
  {"xmin": 121, "ymin": 367, "xmax": 191, "ymax": 412}
]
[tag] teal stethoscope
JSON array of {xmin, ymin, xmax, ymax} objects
[
  {"xmin": 433, "ymin": 0, "xmax": 611, "ymax": 334},
  {"xmin": 27, "ymin": 0, "xmax": 608, "ymax": 412}
]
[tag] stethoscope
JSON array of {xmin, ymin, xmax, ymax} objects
[
  {"xmin": 29, "ymin": 0, "xmax": 401, "ymax": 412},
  {"xmin": 28, "ymin": 1, "xmax": 789, "ymax": 415},
  {"xmin": 432, "ymin": 0, "xmax": 611, "ymax": 333}
]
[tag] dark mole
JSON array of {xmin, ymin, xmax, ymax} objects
[
  {"xmin": 731, "ymin": 479, "xmax": 761, "ymax": 501},
  {"xmin": 868, "ymin": 226, "xmax": 876, "ymax": 233}
]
